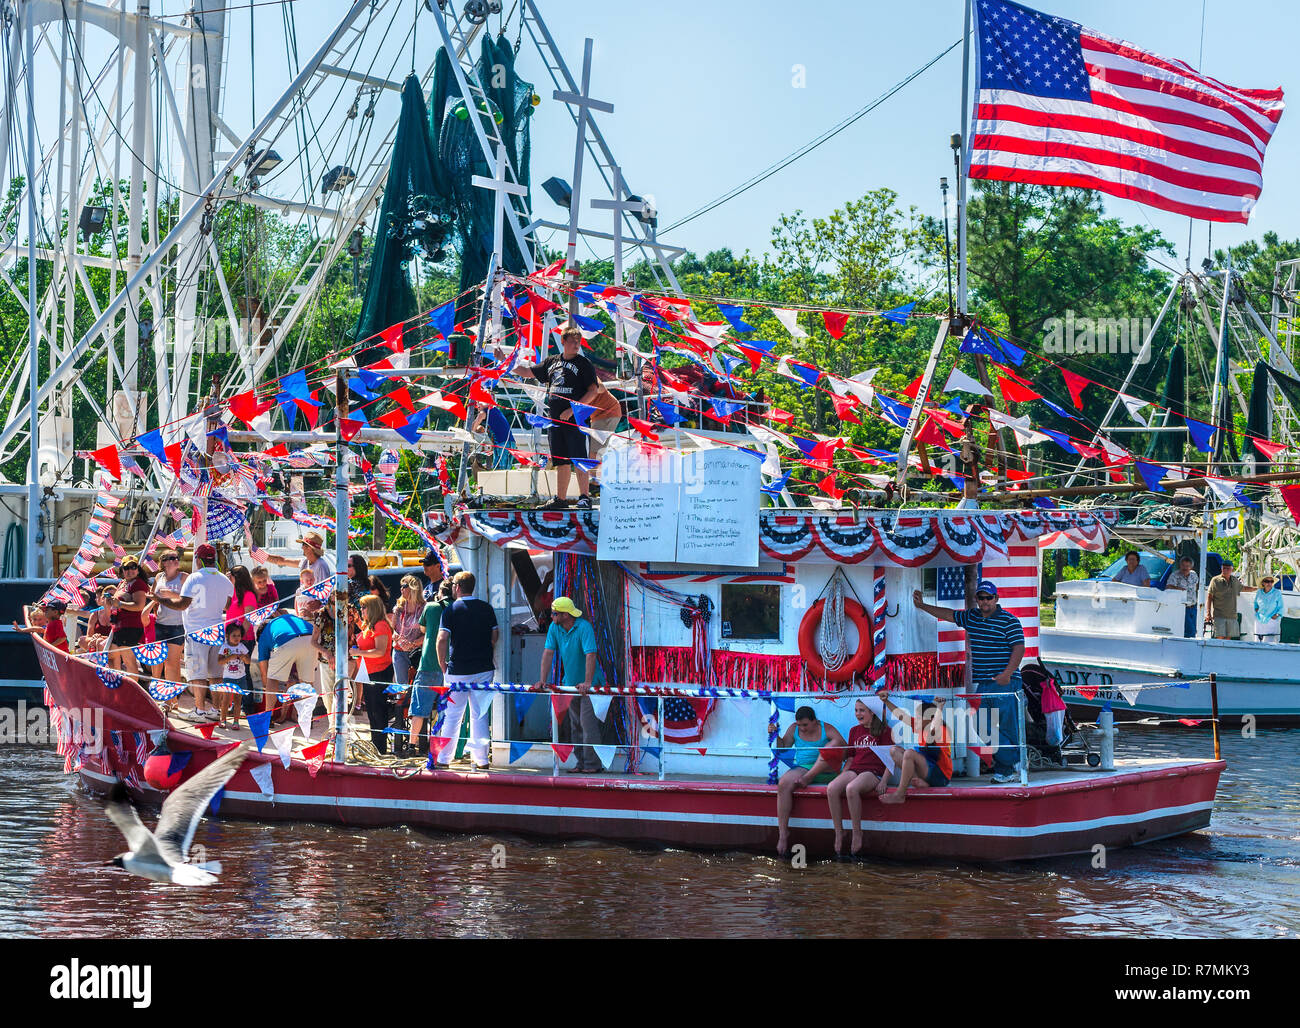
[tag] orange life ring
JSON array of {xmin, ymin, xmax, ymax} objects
[{"xmin": 798, "ymin": 598, "xmax": 873, "ymax": 683}]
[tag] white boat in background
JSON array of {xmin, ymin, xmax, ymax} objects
[{"xmin": 1041, "ymin": 579, "xmax": 1300, "ymax": 723}]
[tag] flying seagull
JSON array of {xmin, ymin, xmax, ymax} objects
[{"xmin": 104, "ymin": 741, "xmax": 252, "ymax": 886}]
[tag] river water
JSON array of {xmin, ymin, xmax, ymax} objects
[{"xmin": 0, "ymin": 720, "xmax": 1296, "ymax": 939}]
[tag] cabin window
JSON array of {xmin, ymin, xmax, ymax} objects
[{"xmin": 720, "ymin": 584, "xmax": 781, "ymax": 640}]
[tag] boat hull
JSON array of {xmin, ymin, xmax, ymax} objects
[
  {"xmin": 35, "ymin": 634, "xmax": 1222, "ymax": 862},
  {"xmin": 1041, "ymin": 627, "xmax": 1300, "ymax": 723}
]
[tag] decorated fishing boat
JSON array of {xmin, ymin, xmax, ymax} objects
[{"xmin": 30, "ymin": 503, "xmax": 1224, "ymax": 862}]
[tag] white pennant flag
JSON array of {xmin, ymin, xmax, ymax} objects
[
  {"xmin": 988, "ymin": 409, "xmax": 1050, "ymax": 446},
  {"xmin": 1119, "ymin": 684, "xmax": 1142, "ymax": 707},
  {"xmin": 1118, "ymin": 393, "xmax": 1150, "ymax": 427},
  {"xmin": 589, "ymin": 695, "xmax": 613, "ymax": 721},
  {"xmin": 1098, "ymin": 435, "xmax": 1131, "ymax": 463},
  {"xmin": 869, "ymin": 745, "xmax": 897, "ymax": 774},
  {"xmin": 580, "ymin": 427, "xmax": 613, "ymax": 446},
  {"xmin": 944, "ymin": 367, "xmax": 993, "ymax": 398},
  {"xmin": 843, "ymin": 368, "xmax": 878, "ymax": 405},
  {"xmin": 269, "ymin": 726, "xmax": 295, "ymax": 769},
  {"xmin": 592, "ymin": 744, "xmax": 617, "ymax": 768},
  {"xmin": 295, "ymin": 696, "xmax": 315, "ymax": 739},
  {"xmin": 354, "ymin": 660, "xmax": 371, "ymax": 685},
  {"xmin": 773, "ymin": 308, "xmax": 808, "ymax": 338},
  {"xmin": 250, "ymin": 761, "xmax": 274, "ymax": 798},
  {"xmin": 1205, "ymin": 477, "xmax": 1239, "ymax": 504},
  {"xmin": 690, "ymin": 320, "xmax": 731, "ymax": 341}
]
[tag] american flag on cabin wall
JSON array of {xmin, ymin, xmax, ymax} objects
[{"xmin": 935, "ymin": 544, "xmax": 1041, "ymax": 665}]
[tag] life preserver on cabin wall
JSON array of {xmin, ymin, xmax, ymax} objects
[{"xmin": 797, "ymin": 598, "xmax": 874, "ymax": 683}]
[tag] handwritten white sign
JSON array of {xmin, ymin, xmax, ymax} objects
[{"xmin": 597, "ymin": 444, "xmax": 761, "ymax": 566}]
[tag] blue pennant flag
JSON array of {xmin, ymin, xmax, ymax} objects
[
  {"xmin": 209, "ymin": 787, "xmax": 224, "ymax": 815},
  {"xmin": 428, "ymin": 300, "xmax": 456, "ymax": 340},
  {"xmin": 393, "ymin": 407, "xmax": 431, "ymax": 444},
  {"xmin": 880, "ymin": 300, "xmax": 917, "ymax": 325},
  {"xmin": 137, "ymin": 428, "xmax": 168, "ymax": 465},
  {"xmin": 875, "ymin": 394, "xmax": 912, "ymax": 429},
  {"xmin": 525, "ymin": 413, "xmax": 556, "ymax": 429},
  {"xmin": 792, "ymin": 436, "xmax": 823, "ymax": 458},
  {"xmin": 761, "ymin": 470, "xmax": 792, "ymax": 496},
  {"xmin": 1038, "ymin": 428, "xmax": 1077, "ymax": 454},
  {"xmin": 508, "ymin": 740, "xmax": 533, "ymax": 764},
  {"xmin": 205, "ymin": 424, "xmax": 229, "ymax": 449},
  {"xmin": 514, "ymin": 694, "xmax": 535, "ymax": 722},
  {"xmin": 709, "ymin": 398, "xmax": 745, "ymax": 420},
  {"xmin": 636, "ymin": 298, "xmax": 671, "ymax": 330},
  {"xmin": 570, "ymin": 457, "xmax": 601, "ymax": 473},
  {"xmin": 718, "ymin": 354, "xmax": 747, "ymax": 377},
  {"xmin": 716, "ymin": 302, "xmax": 755, "ymax": 334},
  {"xmin": 1032, "ymin": 497, "xmax": 1059, "ymax": 509},
  {"xmin": 1135, "ymin": 460, "xmax": 1169, "ymax": 493},
  {"xmin": 167, "ymin": 752, "xmax": 193, "ymax": 777},
  {"xmin": 642, "ymin": 744, "xmax": 662, "ymax": 763},
  {"xmin": 651, "ymin": 399, "xmax": 687, "ymax": 426},
  {"xmin": 429, "ymin": 338, "xmax": 451, "ymax": 355},
  {"xmin": 960, "ymin": 326, "xmax": 1026, "ymax": 367},
  {"xmin": 573, "ymin": 283, "xmax": 606, "ymax": 304},
  {"xmin": 940, "ymin": 396, "xmax": 967, "ymax": 418},
  {"xmin": 571, "ymin": 313, "xmax": 604, "ymax": 333},
  {"xmin": 356, "ymin": 368, "xmax": 390, "ymax": 393},
  {"xmin": 279, "ymin": 369, "xmax": 316, "ymax": 403},
  {"xmin": 347, "ymin": 377, "xmax": 379, "ymax": 402},
  {"xmin": 1185, "ymin": 416, "xmax": 1216, "ymax": 453},
  {"xmin": 786, "ymin": 361, "xmax": 821, "ymax": 389},
  {"xmin": 247, "ymin": 711, "xmax": 272, "ymax": 752},
  {"xmin": 774, "ymin": 747, "xmax": 799, "ymax": 769},
  {"xmin": 569, "ymin": 400, "xmax": 596, "ymax": 427},
  {"xmin": 1039, "ymin": 396, "xmax": 1077, "ymax": 420},
  {"xmin": 863, "ymin": 447, "xmax": 899, "ymax": 463},
  {"xmin": 772, "ymin": 696, "xmax": 799, "ymax": 712}
]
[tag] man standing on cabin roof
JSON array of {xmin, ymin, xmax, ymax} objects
[
  {"xmin": 512, "ymin": 322, "xmax": 600, "ymax": 511},
  {"xmin": 913, "ymin": 580, "xmax": 1025, "ymax": 785}
]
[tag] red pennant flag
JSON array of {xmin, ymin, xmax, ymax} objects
[
  {"xmin": 425, "ymin": 391, "xmax": 467, "ymax": 421},
  {"xmin": 628, "ymin": 418, "xmax": 660, "ymax": 441},
  {"xmin": 818, "ymin": 746, "xmax": 846, "ymax": 765},
  {"xmin": 339, "ymin": 418, "xmax": 365, "ymax": 442},
  {"xmin": 468, "ymin": 380, "xmax": 497, "ymax": 409},
  {"xmin": 829, "ymin": 394, "xmax": 862, "ymax": 424},
  {"xmin": 1005, "ymin": 468, "xmax": 1035, "ymax": 481},
  {"xmin": 196, "ymin": 722, "xmax": 216, "ymax": 740},
  {"xmin": 914, "ymin": 416, "xmax": 951, "ymax": 451},
  {"xmin": 997, "ymin": 374, "xmax": 1041, "ymax": 404},
  {"xmin": 765, "ymin": 407, "xmax": 796, "ymax": 427},
  {"xmin": 1255, "ymin": 438, "xmax": 1289, "ymax": 461},
  {"xmin": 550, "ymin": 743, "xmax": 574, "ymax": 764},
  {"xmin": 428, "ymin": 736, "xmax": 452, "ymax": 763},
  {"xmin": 817, "ymin": 474, "xmax": 845, "ymax": 500},
  {"xmin": 295, "ymin": 398, "xmax": 321, "ymax": 429},
  {"xmin": 1072, "ymin": 442, "xmax": 1103, "ymax": 460},
  {"xmin": 1277, "ymin": 485, "xmax": 1300, "ymax": 526},
  {"xmin": 228, "ymin": 390, "xmax": 274, "ymax": 427},
  {"xmin": 367, "ymin": 356, "xmax": 395, "ymax": 372},
  {"xmin": 379, "ymin": 322, "xmax": 404, "ymax": 353},
  {"xmin": 736, "ymin": 345, "xmax": 765, "ymax": 374},
  {"xmin": 163, "ymin": 442, "xmax": 183, "ymax": 476},
  {"xmin": 387, "ymin": 385, "xmax": 416, "ymax": 414},
  {"xmin": 1177, "ymin": 719, "xmax": 1204, "ymax": 727},
  {"xmin": 262, "ymin": 443, "xmax": 290, "ymax": 458},
  {"xmin": 551, "ymin": 695, "xmax": 572, "ymax": 721},
  {"xmin": 376, "ymin": 410, "xmax": 407, "ymax": 431},
  {"xmin": 91, "ymin": 444, "xmax": 122, "ymax": 481},
  {"xmin": 902, "ymin": 375, "xmax": 925, "ymax": 400},
  {"xmin": 301, "ymin": 738, "xmax": 329, "ymax": 778},
  {"xmin": 1061, "ymin": 369, "xmax": 1090, "ymax": 409},
  {"xmin": 822, "ymin": 311, "xmax": 850, "ymax": 339}
]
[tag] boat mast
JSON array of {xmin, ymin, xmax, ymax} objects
[
  {"xmin": 895, "ymin": 0, "xmax": 973, "ymax": 489},
  {"xmin": 24, "ymin": 1, "xmax": 39, "ymax": 577}
]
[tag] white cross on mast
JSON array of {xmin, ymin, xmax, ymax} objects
[
  {"xmin": 472, "ymin": 143, "xmax": 529, "ymax": 340},
  {"xmin": 554, "ymin": 38, "xmax": 613, "ymax": 315}
]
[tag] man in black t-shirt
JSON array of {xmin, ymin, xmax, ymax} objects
[
  {"xmin": 516, "ymin": 323, "xmax": 600, "ymax": 510},
  {"xmin": 434, "ymin": 571, "xmax": 500, "ymax": 769}
]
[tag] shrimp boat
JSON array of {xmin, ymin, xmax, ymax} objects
[
  {"xmin": 32, "ymin": 502, "xmax": 1224, "ymax": 862},
  {"xmin": 12, "ymin": 2, "xmax": 1224, "ymax": 861}
]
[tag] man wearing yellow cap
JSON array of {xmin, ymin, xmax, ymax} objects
[{"xmin": 533, "ymin": 596, "xmax": 606, "ymax": 772}]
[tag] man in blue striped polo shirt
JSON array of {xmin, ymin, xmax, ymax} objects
[{"xmin": 913, "ymin": 579, "xmax": 1025, "ymax": 784}]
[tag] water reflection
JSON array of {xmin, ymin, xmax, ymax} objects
[{"xmin": 1, "ymin": 726, "xmax": 1295, "ymax": 938}]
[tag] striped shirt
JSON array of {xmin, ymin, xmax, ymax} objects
[{"xmin": 953, "ymin": 606, "xmax": 1025, "ymax": 682}]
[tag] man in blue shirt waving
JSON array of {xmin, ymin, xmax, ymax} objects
[
  {"xmin": 533, "ymin": 596, "xmax": 605, "ymax": 773},
  {"xmin": 913, "ymin": 579, "xmax": 1025, "ymax": 784}
]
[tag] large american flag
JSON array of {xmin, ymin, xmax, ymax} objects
[
  {"xmin": 970, "ymin": 0, "xmax": 1284, "ymax": 223},
  {"xmin": 935, "ymin": 544, "xmax": 1041, "ymax": 665}
]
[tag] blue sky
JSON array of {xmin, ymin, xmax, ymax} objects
[{"xmin": 48, "ymin": 0, "xmax": 1300, "ymax": 274}]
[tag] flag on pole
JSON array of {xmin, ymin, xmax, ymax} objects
[{"xmin": 969, "ymin": 0, "xmax": 1285, "ymax": 224}]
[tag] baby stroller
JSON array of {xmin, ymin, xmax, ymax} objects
[{"xmin": 1019, "ymin": 659, "xmax": 1100, "ymax": 769}]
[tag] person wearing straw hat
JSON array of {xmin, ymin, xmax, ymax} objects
[
  {"xmin": 532, "ymin": 596, "xmax": 606, "ymax": 773},
  {"xmin": 514, "ymin": 322, "xmax": 600, "ymax": 510},
  {"xmin": 265, "ymin": 528, "xmax": 334, "ymax": 584}
]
